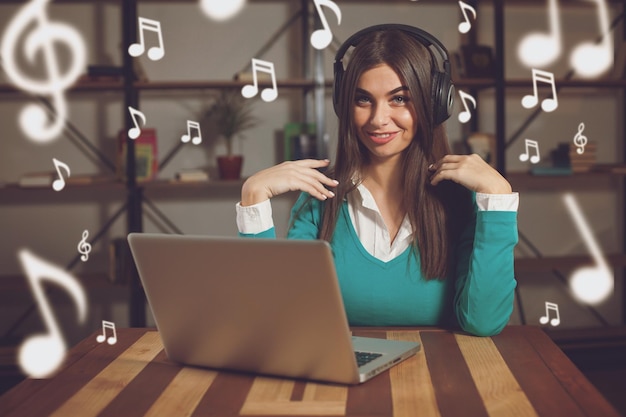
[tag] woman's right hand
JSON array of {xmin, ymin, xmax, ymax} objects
[{"xmin": 241, "ymin": 159, "xmax": 339, "ymax": 206}]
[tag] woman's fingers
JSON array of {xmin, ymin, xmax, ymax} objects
[
  {"xmin": 242, "ymin": 159, "xmax": 339, "ymax": 205},
  {"xmin": 429, "ymin": 154, "xmax": 512, "ymax": 194}
]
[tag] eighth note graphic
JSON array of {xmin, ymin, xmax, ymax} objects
[
  {"xmin": 457, "ymin": 90, "xmax": 476, "ymax": 124},
  {"xmin": 563, "ymin": 193, "xmax": 614, "ymax": 305},
  {"xmin": 96, "ymin": 320, "xmax": 117, "ymax": 345},
  {"xmin": 522, "ymin": 68, "xmax": 558, "ymax": 112},
  {"xmin": 457, "ymin": 1, "xmax": 477, "ymax": 34},
  {"xmin": 128, "ymin": 17, "xmax": 165, "ymax": 61},
  {"xmin": 52, "ymin": 158, "xmax": 70, "ymax": 191},
  {"xmin": 18, "ymin": 249, "xmax": 87, "ymax": 378},
  {"xmin": 241, "ymin": 59, "xmax": 278, "ymax": 103},
  {"xmin": 181, "ymin": 120, "xmax": 202, "ymax": 145},
  {"xmin": 311, "ymin": 0, "xmax": 342, "ymax": 50},
  {"xmin": 539, "ymin": 301, "xmax": 560, "ymax": 327},
  {"xmin": 519, "ymin": 139, "xmax": 540, "ymax": 164},
  {"xmin": 128, "ymin": 106, "xmax": 146, "ymax": 139},
  {"xmin": 77, "ymin": 230, "xmax": 91, "ymax": 262}
]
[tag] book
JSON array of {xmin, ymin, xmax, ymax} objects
[
  {"xmin": 530, "ymin": 166, "xmax": 573, "ymax": 176},
  {"xmin": 117, "ymin": 128, "xmax": 158, "ymax": 181},
  {"xmin": 19, "ymin": 171, "xmax": 54, "ymax": 188},
  {"xmin": 175, "ymin": 169, "xmax": 210, "ymax": 182}
]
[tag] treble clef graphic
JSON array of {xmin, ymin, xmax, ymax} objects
[
  {"xmin": 1, "ymin": 0, "xmax": 86, "ymax": 143},
  {"xmin": 573, "ymin": 122, "xmax": 588, "ymax": 155},
  {"xmin": 77, "ymin": 230, "xmax": 92, "ymax": 262}
]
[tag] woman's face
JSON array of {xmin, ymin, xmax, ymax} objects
[{"xmin": 353, "ymin": 64, "xmax": 417, "ymax": 163}]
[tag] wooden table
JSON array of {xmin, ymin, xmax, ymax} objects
[{"xmin": 0, "ymin": 326, "xmax": 620, "ymax": 417}]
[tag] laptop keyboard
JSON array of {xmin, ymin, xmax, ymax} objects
[{"xmin": 355, "ymin": 351, "xmax": 383, "ymax": 367}]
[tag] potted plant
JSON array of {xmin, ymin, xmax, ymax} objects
[{"xmin": 200, "ymin": 89, "xmax": 259, "ymax": 180}]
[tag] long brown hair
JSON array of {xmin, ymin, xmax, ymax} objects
[{"xmin": 313, "ymin": 28, "xmax": 471, "ymax": 279}]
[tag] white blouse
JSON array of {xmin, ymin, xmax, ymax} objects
[{"xmin": 236, "ymin": 186, "xmax": 519, "ymax": 262}]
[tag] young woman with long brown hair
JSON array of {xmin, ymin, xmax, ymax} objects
[{"xmin": 236, "ymin": 24, "xmax": 519, "ymax": 336}]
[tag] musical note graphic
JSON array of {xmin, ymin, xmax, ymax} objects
[
  {"xmin": 181, "ymin": 120, "xmax": 202, "ymax": 145},
  {"xmin": 457, "ymin": 1, "xmax": 477, "ymax": 34},
  {"xmin": 457, "ymin": 90, "xmax": 476, "ymax": 124},
  {"xmin": 563, "ymin": 193, "xmax": 614, "ymax": 305},
  {"xmin": 52, "ymin": 158, "xmax": 70, "ymax": 191},
  {"xmin": 570, "ymin": 0, "xmax": 613, "ymax": 78},
  {"xmin": 519, "ymin": 139, "xmax": 541, "ymax": 164},
  {"xmin": 539, "ymin": 301, "xmax": 560, "ymax": 326},
  {"xmin": 517, "ymin": 0, "xmax": 561, "ymax": 68},
  {"xmin": 128, "ymin": 106, "xmax": 146, "ymax": 140},
  {"xmin": 77, "ymin": 230, "xmax": 91, "ymax": 262},
  {"xmin": 521, "ymin": 69, "xmax": 558, "ymax": 112},
  {"xmin": 199, "ymin": 0, "xmax": 247, "ymax": 21},
  {"xmin": 96, "ymin": 320, "xmax": 117, "ymax": 345},
  {"xmin": 573, "ymin": 122, "xmax": 588, "ymax": 155},
  {"xmin": 17, "ymin": 249, "xmax": 87, "ymax": 378},
  {"xmin": 1, "ymin": 0, "xmax": 87, "ymax": 143},
  {"xmin": 517, "ymin": 0, "xmax": 612, "ymax": 78},
  {"xmin": 311, "ymin": 0, "xmax": 342, "ymax": 50},
  {"xmin": 128, "ymin": 17, "xmax": 165, "ymax": 61},
  {"xmin": 241, "ymin": 59, "xmax": 278, "ymax": 102}
]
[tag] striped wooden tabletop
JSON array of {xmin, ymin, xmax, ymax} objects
[{"xmin": 0, "ymin": 326, "xmax": 620, "ymax": 417}]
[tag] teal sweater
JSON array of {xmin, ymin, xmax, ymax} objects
[{"xmin": 241, "ymin": 193, "xmax": 518, "ymax": 336}]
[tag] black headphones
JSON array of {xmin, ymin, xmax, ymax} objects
[{"xmin": 333, "ymin": 24, "xmax": 455, "ymax": 126}]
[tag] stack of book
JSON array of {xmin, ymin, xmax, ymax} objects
[
  {"xmin": 175, "ymin": 169, "xmax": 209, "ymax": 182},
  {"xmin": 569, "ymin": 142, "xmax": 597, "ymax": 173}
]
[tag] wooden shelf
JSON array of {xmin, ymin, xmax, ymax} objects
[
  {"xmin": 0, "ymin": 79, "xmax": 318, "ymax": 94},
  {"xmin": 515, "ymin": 253, "xmax": 626, "ymax": 273},
  {"xmin": 0, "ymin": 273, "xmax": 118, "ymax": 292},
  {"xmin": 2, "ymin": 172, "xmax": 621, "ymax": 201},
  {"xmin": 0, "ymin": 177, "xmax": 246, "ymax": 204},
  {"xmin": 2, "ymin": 76, "xmax": 625, "ymax": 95},
  {"xmin": 507, "ymin": 171, "xmax": 624, "ymax": 191}
]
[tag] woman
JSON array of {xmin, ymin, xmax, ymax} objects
[{"xmin": 236, "ymin": 25, "xmax": 519, "ymax": 336}]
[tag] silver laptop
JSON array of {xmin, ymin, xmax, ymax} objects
[{"xmin": 127, "ymin": 233, "xmax": 420, "ymax": 384}]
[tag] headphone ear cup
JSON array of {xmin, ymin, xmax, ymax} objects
[{"xmin": 431, "ymin": 71, "xmax": 454, "ymax": 125}]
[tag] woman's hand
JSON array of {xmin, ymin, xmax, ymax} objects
[
  {"xmin": 428, "ymin": 154, "xmax": 512, "ymax": 194},
  {"xmin": 241, "ymin": 159, "xmax": 339, "ymax": 206}
]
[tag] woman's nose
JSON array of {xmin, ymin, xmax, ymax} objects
[{"xmin": 370, "ymin": 103, "xmax": 391, "ymax": 127}]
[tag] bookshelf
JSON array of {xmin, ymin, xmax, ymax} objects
[{"xmin": 1, "ymin": 0, "xmax": 625, "ymax": 332}]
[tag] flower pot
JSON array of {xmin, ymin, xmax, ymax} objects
[{"xmin": 217, "ymin": 155, "xmax": 244, "ymax": 180}]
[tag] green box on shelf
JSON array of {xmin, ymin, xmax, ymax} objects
[{"xmin": 284, "ymin": 122, "xmax": 316, "ymax": 161}]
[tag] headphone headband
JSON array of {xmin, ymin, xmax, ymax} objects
[
  {"xmin": 332, "ymin": 24, "xmax": 454, "ymax": 125},
  {"xmin": 334, "ymin": 23, "xmax": 450, "ymax": 70}
]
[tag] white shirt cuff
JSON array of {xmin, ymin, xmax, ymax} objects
[
  {"xmin": 236, "ymin": 199, "xmax": 275, "ymax": 234},
  {"xmin": 475, "ymin": 192, "xmax": 519, "ymax": 211}
]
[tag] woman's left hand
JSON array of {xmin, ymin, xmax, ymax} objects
[{"xmin": 428, "ymin": 154, "xmax": 513, "ymax": 194}]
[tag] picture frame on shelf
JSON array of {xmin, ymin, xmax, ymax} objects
[{"xmin": 460, "ymin": 45, "xmax": 496, "ymax": 78}]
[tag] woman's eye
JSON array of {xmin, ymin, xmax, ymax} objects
[
  {"xmin": 355, "ymin": 96, "xmax": 371, "ymax": 105},
  {"xmin": 392, "ymin": 95, "xmax": 409, "ymax": 105}
]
